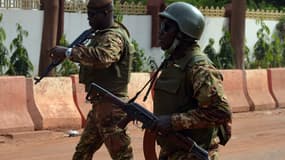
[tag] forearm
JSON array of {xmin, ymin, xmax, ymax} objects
[
  {"xmin": 171, "ymin": 64, "xmax": 232, "ymax": 130},
  {"xmin": 171, "ymin": 102, "xmax": 232, "ymax": 130},
  {"xmin": 69, "ymin": 44, "xmax": 121, "ymax": 68}
]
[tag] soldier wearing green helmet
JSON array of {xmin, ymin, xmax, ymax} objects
[
  {"xmin": 150, "ymin": 2, "xmax": 232, "ymax": 160},
  {"xmin": 159, "ymin": 1, "xmax": 205, "ymax": 40}
]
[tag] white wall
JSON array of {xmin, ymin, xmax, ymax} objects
[
  {"xmin": 245, "ymin": 18, "xmax": 278, "ymax": 55},
  {"xmin": 0, "ymin": 8, "xmax": 279, "ymax": 75},
  {"xmin": 200, "ymin": 16, "xmax": 228, "ymax": 52},
  {"xmin": 1, "ymin": 8, "xmax": 43, "ymax": 74}
]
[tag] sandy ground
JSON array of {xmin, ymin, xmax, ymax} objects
[{"xmin": 1, "ymin": 108, "xmax": 285, "ymax": 160}]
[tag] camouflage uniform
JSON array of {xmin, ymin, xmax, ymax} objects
[
  {"xmin": 153, "ymin": 44, "xmax": 232, "ymax": 160},
  {"xmin": 71, "ymin": 22, "xmax": 134, "ymax": 160}
]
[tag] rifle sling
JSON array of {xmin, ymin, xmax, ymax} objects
[{"xmin": 143, "ymin": 129, "xmax": 158, "ymax": 160}]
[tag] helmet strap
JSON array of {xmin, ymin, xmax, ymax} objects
[{"xmin": 167, "ymin": 32, "xmax": 182, "ymax": 53}]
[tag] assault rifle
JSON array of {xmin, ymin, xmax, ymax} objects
[
  {"xmin": 34, "ymin": 28, "xmax": 94, "ymax": 84},
  {"xmin": 86, "ymin": 82, "xmax": 209, "ymax": 160}
]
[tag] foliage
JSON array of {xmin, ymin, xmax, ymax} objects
[
  {"xmin": 114, "ymin": 6, "xmax": 124, "ymax": 23},
  {"xmin": 217, "ymin": 27, "xmax": 234, "ymax": 69},
  {"xmin": 252, "ymin": 20, "xmax": 271, "ymax": 68},
  {"xmin": 55, "ymin": 34, "xmax": 79, "ymax": 76},
  {"xmin": 131, "ymin": 39, "xmax": 144, "ymax": 72},
  {"xmin": 131, "ymin": 39, "xmax": 157, "ymax": 72},
  {"xmin": 244, "ymin": 44, "xmax": 251, "ymax": 69},
  {"xmin": 0, "ymin": 13, "xmax": 9, "ymax": 75},
  {"xmin": 247, "ymin": 0, "xmax": 285, "ymax": 11},
  {"xmin": 269, "ymin": 33, "xmax": 283, "ymax": 67},
  {"xmin": 250, "ymin": 19, "xmax": 285, "ymax": 68},
  {"xmin": 275, "ymin": 16, "xmax": 285, "ymax": 42},
  {"xmin": 6, "ymin": 23, "xmax": 33, "ymax": 77},
  {"xmin": 269, "ymin": 16, "xmax": 285, "ymax": 67},
  {"xmin": 203, "ymin": 38, "xmax": 221, "ymax": 67}
]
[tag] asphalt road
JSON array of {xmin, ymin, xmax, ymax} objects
[{"xmin": 1, "ymin": 109, "xmax": 285, "ymax": 160}]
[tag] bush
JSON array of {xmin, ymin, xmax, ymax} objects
[
  {"xmin": 218, "ymin": 27, "xmax": 234, "ymax": 69},
  {"xmin": 6, "ymin": 23, "xmax": 33, "ymax": 77},
  {"xmin": 252, "ymin": 20, "xmax": 271, "ymax": 68},
  {"xmin": 0, "ymin": 13, "xmax": 9, "ymax": 75},
  {"xmin": 131, "ymin": 39, "xmax": 157, "ymax": 72},
  {"xmin": 203, "ymin": 38, "xmax": 221, "ymax": 68}
]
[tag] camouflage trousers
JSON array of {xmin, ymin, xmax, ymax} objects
[
  {"xmin": 72, "ymin": 101, "xmax": 133, "ymax": 160},
  {"xmin": 159, "ymin": 148, "xmax": 219, "ymax": 160}
]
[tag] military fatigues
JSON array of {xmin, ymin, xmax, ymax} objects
[
  {"xmin": 154, "ymin": 44, "xmax": 232, "ymax": 160},
  {"xmin": 71, "ymin": 22, "xmax": 134, "ymax": 160}
]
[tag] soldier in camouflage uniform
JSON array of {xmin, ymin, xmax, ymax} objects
[
  {"xmin": 49, "ymin": 0, "xmax": 134, "ymax": 159},
  {"xmin": 151, "ymin": 2, "xmax": 232, "ymax": 160}
]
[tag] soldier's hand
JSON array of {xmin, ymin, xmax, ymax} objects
[
  {"xmin": 151, "ymin": 115, "xmax": 172, "ymax": 134},
  {"xmin": 49, "ymin": 46, "xmax": 67, "ymax": 61}
]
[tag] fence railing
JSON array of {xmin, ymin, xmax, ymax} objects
[
  {"xmin": 200, "ymin": 6, "xmax": 285, "ymax": 20},
  {"xmin": 0, "ymin": 0, "xmax": 146, "ymax": 15},
  {"xmin": 0, "ymin": 0, "xmax": 285, "ymax": 19},
  {"xmin": 0, "ymin": 0, "xmax": 40, "ymax": 9}
]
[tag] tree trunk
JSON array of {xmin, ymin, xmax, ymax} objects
[
  {"xmin": 38, "ymin": 0, "xmax": 63, "ymax": 76},
  {"xmin": 57, "ymin": 0, "xmax": 64, "ymax": 44},
  {"xmin": 231, "ymin": 0, "xmax": 246, "ymax": 69}
]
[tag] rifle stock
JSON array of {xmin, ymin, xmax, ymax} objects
[
  {"xmin": 86, "ymin": 82, "xmax": 209, "ymax": 160},
  {"xmin": 34, "ymin": 28, "xmax": 94, "ymax": 84}
]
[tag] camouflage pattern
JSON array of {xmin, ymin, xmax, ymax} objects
[
  {"xmin": 72, "ymin": 22, "xmax": 134, "ymax": 96},
  {"xmin": 71, "ymin": 22, "xmax": 126, "ymax": 68},
  {"xmin": 153, "ymin": 44, "xmax": 232, "ymax": 160},
  {"xmin": 73, "ymin": 101, "xmax": 133, "ymax": 160},
  {"xmin": 71, "ymin": 22, "xmax": 134, "ymax": 160}
]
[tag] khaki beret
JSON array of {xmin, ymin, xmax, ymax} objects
[{"xmin": 87, "ymin": 0, "xmax": 113, "ymax": 9}]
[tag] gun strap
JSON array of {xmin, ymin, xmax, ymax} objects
[
  {"xmin": 143, "ymin": 130, "xmax": 158, "ymax": 160},
  {"xmin": 128, "ymin": 58, "xmax": 167, "ymax": 103}
]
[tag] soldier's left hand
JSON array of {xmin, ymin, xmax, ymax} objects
[
  {"xmin": 151, "ymin": 115, "xmax": 172, "ymax": 134},
  {"xmin": 49, "ymin": 46, "xmax": 68, "ymax": 61}
]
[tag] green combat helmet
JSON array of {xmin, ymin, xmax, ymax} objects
[{"xmin": 159, "ymin": 2, "xmax": 205, "ymax": 40}]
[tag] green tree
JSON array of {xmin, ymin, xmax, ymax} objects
[
  {"xmin": 6, "ymin": 23, "xmax": 33, "ymax": 77},
  {"xmin": 275, "ymin": 16, "xmax": 285, "ymax": 42},
  {"xmin": 270, "ymin": 33, "xmax": 283, "ymax": 67},
  {"xmin": 0, "ymin": 13, "xmax": 9, "ymax": 75},
  {"xmin": 203, "ymin": 38, "xmax": 221, "ymax": 68},
  {"xmin": 131, "ymin": 39, "xmax": 144, "ymax": 72},
  {"xmin": 247, "ymin": 0, "xmax": 285, "ymax": 10},
  {"xmin": 244, "ymin": 43, "xmax": 251, "ymax": 69},
  {"xmin": 252, "ymin": 20, "xmax": 271, "ymax": 68},
  {"xmin": 218, "ymin": 27, "xmax": 234, "ymax": 69}
]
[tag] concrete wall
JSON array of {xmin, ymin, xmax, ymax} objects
[{"xmin": 0, "ymin": 8, "xmax": 279, "ymax": 74}]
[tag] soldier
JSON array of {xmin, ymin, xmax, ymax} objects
[
  {"xmin": 151, "ymin": 2, "xmax": 232, "ymax": 160},
  {"xmin": 49, "ymin": 0, "xmax": 134, "ymax": 159}
]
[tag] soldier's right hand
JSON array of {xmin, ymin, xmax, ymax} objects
[{"xmin": 150, "ymin": 115, "xmax": 172, "ymax": 134}]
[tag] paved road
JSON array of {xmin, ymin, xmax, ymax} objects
[{"xmin": 1, "ymin": 109, "xmax": 285, "ymax": 160}]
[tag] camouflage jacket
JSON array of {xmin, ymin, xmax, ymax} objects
[
  {"xmin": 154, "ymin": 44, "xmax": 232, "ymax": 150},
  {"xmin": 70, "ymin": 22, "xmax": 134, "ymax": 96}
]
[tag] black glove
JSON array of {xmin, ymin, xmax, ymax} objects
[{"xmin": 151, "ymin": 115, "xmax": 172, "ymax": 134}]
